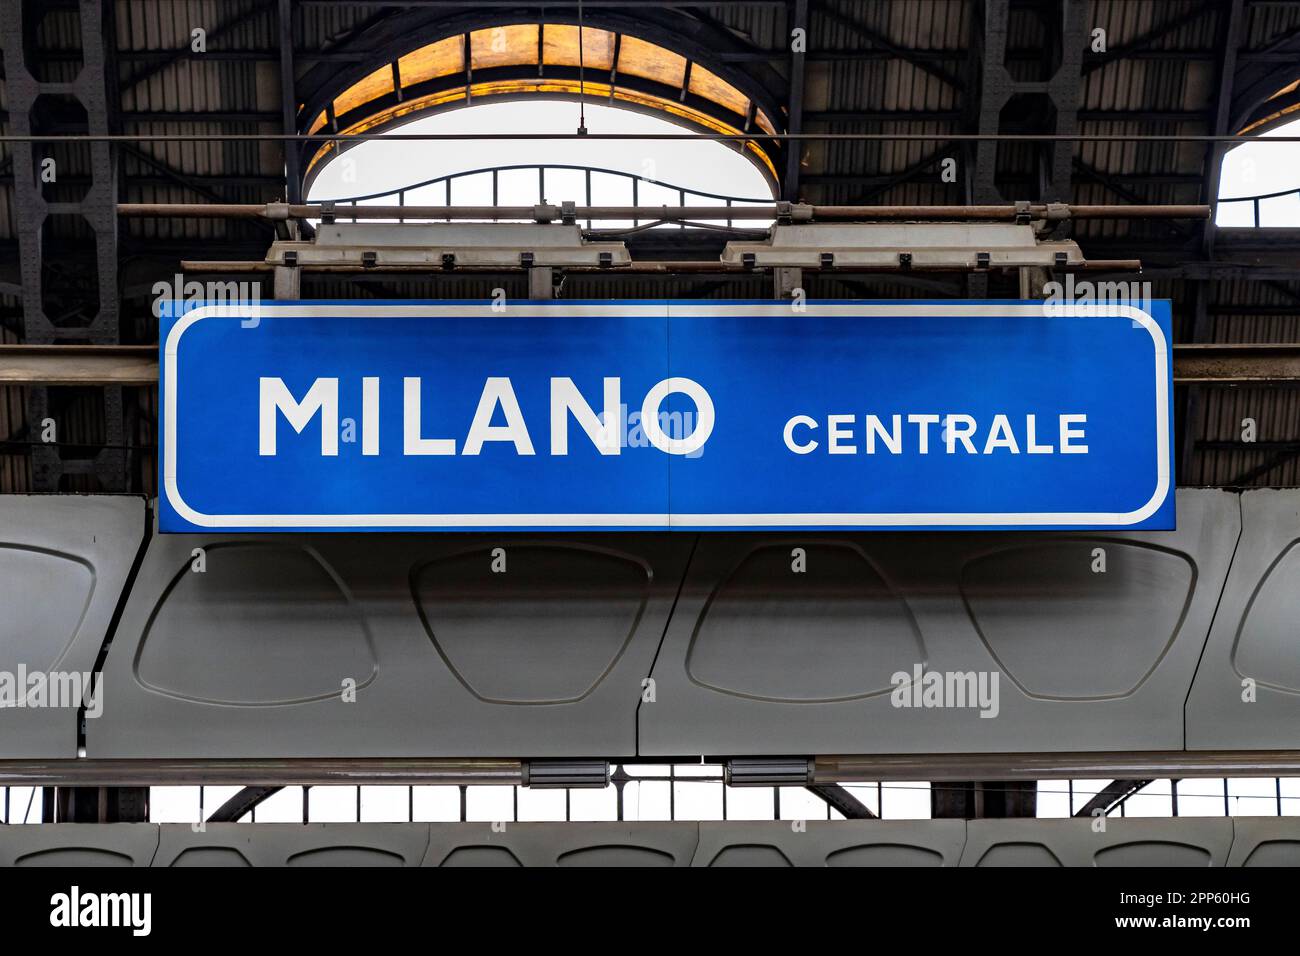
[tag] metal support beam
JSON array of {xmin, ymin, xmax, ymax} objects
[
  {"xmin": 1073, "ymin": 779, "xmax": 1152, "ymax": 817},
  {"xmin": 528, "ymin": 265, "xmax": 556, "ymax": 299},
  {"xmin": 782, "ymin": 0, "xmax": 808, "ymax": 202},
  {"xmin": 278, "ymin": 0, "xmax": 303, "ymax": 204},
  {"xmin": 1225, "ymin": 446, "xmax": 1300, "ymax": 486},
  {"xmin": 1083, "ymin": 0, "xmax": 1218, "ymax": 75},
  {"xmin": 0, "ymin": 759, "xmax": 524, "ymax": 787},
  {"xmin": 0, "ymin": 346, "xmax": 159, "ymax": 385},
  {"xmin": 207, "ymin": 786, "xmax": 282, "ymax": 823},
  {"xmin": 1203, "ymin": 0, "xmax": 1246, "ymax": 258},
  {"xmin": 1172, "ymin": 344, "xmax": 1300, "ymax": 384},
  {"xmin": 0, "ymin": 0, "xmax": 125, "ymax": 492},
  {"xmin": 120, "ymin": 0, "xmax": 278, "ymax": 93},
  {"xmin": 806, "ymin": 783, "xmax": 876, "ymax": 819},
  {"xmin": 809, "ymin": 0, "xmax": 961, "ymax": 90}
]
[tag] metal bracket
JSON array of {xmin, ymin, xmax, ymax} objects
[
  {"xmin": 265, "ymin": 222, "xmax": 630, "ymax": 270},
  {"xmin": 774, "ymin": 202, "xmax": 815, "ymax": 224},
  {"xmin": 723, "ymin": 223, "xmax": 1087, "ymax": 272},
  {"xmin": 320, "ymin": 202, "xmax": 336, "ymax": 225}
]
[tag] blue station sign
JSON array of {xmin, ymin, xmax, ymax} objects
[{"xmin": 159, "ymin": 300, "xmax": 1174, "ymax": 532}]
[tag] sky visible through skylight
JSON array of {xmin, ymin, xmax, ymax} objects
[
  {"xmin": 1217, "ymin": 116, "xmax": 1300, "ymax": 226},
  {"xmin": 307, "ymin": 98, "xmax": 776, "ymax": 218}
]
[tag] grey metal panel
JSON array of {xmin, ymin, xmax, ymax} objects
[
  {"xmin": 0, "ymin": 496, "xmax": 147, "ymax": 757},
  {"xmin": 641, "ymin": 489, "xmax": 1238, "ymax": 756},
  {"xmin": 0, "ymin": 819, "xmax": 1269, "ymax": 866},
  {"xmin": 1226, "ymin": 818, "xmax": 1300, "ymax": 867},
  {"xmin": 692, "ymin": 820, "xmax": 967, "ymax": 867},
  {"xmin": 155, "ymin": 823, "xmax": 429, "ymax": 867},
  {"xmin": 90, "ymin": 520, "xmax": 694, "ymax": 757},
  {"xmin": 961, "ymin": 818, "xmax": 1235, "ymax": 867},
  {"xmin": 1187, "ymin": 489, "xmax": 1300, "ymax": 749},
  {"xmin": 423, "ymin": 822, "xmax": 698, "ymax": 867},
  {"xmin": 0, "ymin": 824, "xmax": 159, "ymax": 867}
]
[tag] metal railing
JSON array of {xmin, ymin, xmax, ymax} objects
[
  {"xmin": 7, "ymin": 776, "xmax": 1298, "ymax": 824},
  {"xmin": 1217, "ymin": 185, "xmax": 1300, "ymax": 226},
  {"xmin": 312, "ymin": 162, "xmax": 772, "ymax": 228}
]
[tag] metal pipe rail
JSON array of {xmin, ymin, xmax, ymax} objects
[
  {"xmin": 118, "ymin": 201, "xmax": 1212, "ymax": 223},
  {"xmin": 0, "ymin": 758, "xmax": 524, "ymax": 787},
  {"xmin": 179, "ymin": 258, "xmax": 1144, "ymax": 274},
  {"xmin": 812, "ymin": 751, "xmax": 1300, "ymax": 783},
  {"xmin": 2, "ymin": 343, "xmax": 1298, "ymax": 386},
  {"xmin": 6, "ymin": 752, "xmax": 1300, "ymax": 786}
]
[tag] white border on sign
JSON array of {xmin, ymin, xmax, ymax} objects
[{"xmin": 162, "ymin": 302, "xmax": 1171, "ymax": 528}]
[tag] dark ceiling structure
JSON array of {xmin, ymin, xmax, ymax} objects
[{"xmin": 1, "ymin": 0, "xmax": 1300, "ymax": 495}]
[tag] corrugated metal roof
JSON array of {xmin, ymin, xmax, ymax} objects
[{"xmin": 0, "ymin": 0, "xmax": 1298, "ymax": 492}]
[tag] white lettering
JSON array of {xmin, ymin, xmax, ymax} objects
[{"xmin": 259, "ymin": 377, "xmax": 338, "ymax": 456}]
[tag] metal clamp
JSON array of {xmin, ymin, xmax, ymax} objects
[
  {"xmin": 725, "ymin": 758, "xmax": 812, "ymax": 787},
  {"xmin": 320, "ymin": 202, "xmax": 336, "ymax": 225},
  {"xmin": 1044, "ymin": 202, "xmax": 1071, "ymax": 222},
  {"xmin": 524, "ymin": 760, "xmax": 610, "ymax": 789}
]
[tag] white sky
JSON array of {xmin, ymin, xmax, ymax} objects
[
  {"xmin": 308, "ymin": 99, "xmax": 775, "ymax": 211},
  {"xmin": 1217, "ymin": 116, "xmax": 1300, "ymax": 226}
]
